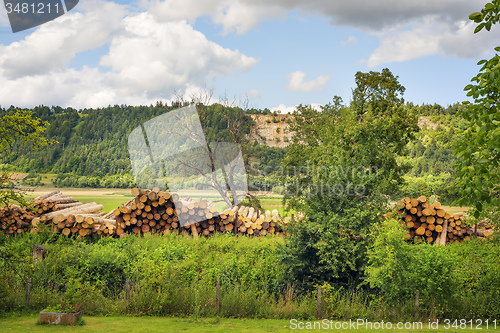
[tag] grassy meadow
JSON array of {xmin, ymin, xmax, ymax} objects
[{"xmin": 2, "ymin": 315, "xmax": 500, "ymax": 333}]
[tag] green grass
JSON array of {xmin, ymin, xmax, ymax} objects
[
  {"xmin": 258, "ymin": 197, "xmax": 296, "ymax": 217},
  {"xmin": 3, "ymin": 315, "xmax": 291, "ymax": 332},
  {"xmin": 38, "ymin": 174, "xmax": 57, "ymax": 186},
  {"xmin": 22, "ymin": 193, "xmax": 133, "ymax": 213},
  {"xmin": 3, "ymin": 315, "xmax": 499, "ymax": 333},
  {"xmin": 71, "ymin": 195, "xmax": 133, "ymax": 213}
]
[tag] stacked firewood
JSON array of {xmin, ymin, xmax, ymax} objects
[
  {"xmin": 31, "ymin": 191, "xmax": 80, "ymax": 216},
  {"xmin": 0, "ymin": 204, "xmax": 35, "ymax": 235},
  {"xmin": 465, "ymin": 219, "xmax": 495, "ymax": 240},
  {"xmin": 28, "ymin": 191, "xmax": 115, "ymax": 237},
  {"xmin": 394, "ymin": 196, "xmax": 494, "ymax": 244},
  {"xmin": 234, "ymin": 206, "xmax": 282, "ymax": 236},
  {"xmin": 113, "ymin": 188, "xmax": 284, "ymax": 237},
  {"xmin": 1, "ymin": 191, "xmax": 82, "ymax": 235}
]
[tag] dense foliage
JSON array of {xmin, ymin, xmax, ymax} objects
[
  {"xmin": 365, "ymin": 217, "xmax": 500, "ymax": 319},
  {"xmin": 454, "ymin": 0, "xmax": 500, "ymax": 216},
  {"xmin": 0, "ymin": 109, "xmax": 53, "ymax": 206},
  {"xmin": 278, "ymin": 69, "xmax": 419, "ymax": 287},
  {"xmin": 1, "ymin": 231, "xmax": 499, "ymax": 320}
]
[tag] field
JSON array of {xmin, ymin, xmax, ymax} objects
[{"xmin": 2, "ymin": 315, "xmax": 499, "ymax": 333}]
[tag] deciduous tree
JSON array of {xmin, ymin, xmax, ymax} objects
[
  {"xmin": 454, "ymin": 1, "xmax": 500, "ymax": 216},
  {"xmin": 0, "ymin": 109, "xmax": 52, "ymax": 206}
]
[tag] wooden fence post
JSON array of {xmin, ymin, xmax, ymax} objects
[
  {"xmin": 316, "ymin": 285, "xmax": 322, "ymax": 318},
  {"xmin": 33, "ymin": 244, "xmax": 47, "ymax": 264},
  {"xmin": 25, "ymin": 278, "xmax": 32, "ymax": 308},
  {"xmin": 216, "ymin": 281, "xmax": 220, "ymax": 314},
  {"xmin": 125, "ymin": 279, "xmax": 130, "ymax": 303}
]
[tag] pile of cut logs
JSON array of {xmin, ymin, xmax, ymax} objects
[
  {"xmin": 0, "ymin": 204, "xmax": 35, "ymax": 235},
  {"xmin": 2, "ymin": 188, "xmax": 286, "ymax": 238},
  {"xmin": 112, "ymin": 188, "xmax": 284, "ymax": 237},
  {"xmin": 394, "ymin": 196, "xmax": 495, "ymax": 244},
  {"xmin": 31, "ymin": 191, "xmax": 115, "ymax": 237}
]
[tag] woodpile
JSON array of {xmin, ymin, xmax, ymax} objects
[
  {"xmin": 31, "ymin": 190, "xmax": 80, "ymax": 216},
  {"xmin": 233, "ymin": 206, "xmax": 282, "ymax": 236},
  {"xmin": 0, "ymin": 204, "xmax": 35, "ymax": 235},
  {"xmin": 394, "ymin": 196, "xmax": 495, "ymax": 245},
  {"xmin": 31, "ymin": 200, "xmax": 112, "ymax": 237},
  {"xmin": 0, "ymin": 190, "xmax": 73, "ymax": 235},
  {"xmin": 2, "ymin": 188, "xmax": 288, "ymax": 238},
  {"xmin": 0, "ymin": 190, "xmax": 114, "ymax": 237},
  {"xmin": 112, "ymin": 188, "xmax": 285, "ymax": 238}
]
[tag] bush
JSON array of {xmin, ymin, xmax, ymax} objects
[{"xmin": 365, "ymin": 218, "xmax": 458, "ymax": 316}]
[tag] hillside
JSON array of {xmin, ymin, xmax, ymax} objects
[{"xmin": 0, "ymin": 102, "xmax": 466, "ymax": 201}]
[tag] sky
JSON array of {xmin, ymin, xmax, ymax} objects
[{"xmin": 0, "ymin": 0, "xmax": 497, "ymax": 113}]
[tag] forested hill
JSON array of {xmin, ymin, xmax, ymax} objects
[
  {"xmin": 0, "ymin": 102, "xmax": 467, "ymax": 194},
  {"xmin": 0, "ymin": 103, "xmax": 259, "ymax": 174}
]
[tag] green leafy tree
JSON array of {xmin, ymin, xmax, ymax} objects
[
  {"xmin": 278, "ymin": 69, "xmax": 418, "ymax": 287},
  {"xmin": 0, "ymin": 109, "xmax": 53, "ymax": 206},
  {"xmin": 454, "ymin": 1, "xmax": 500, "ymax": 216}
]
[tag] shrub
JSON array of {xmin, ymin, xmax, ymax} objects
[{"xmin": 365, "ymin": 218, "xmax": 458, "ymax": 316}]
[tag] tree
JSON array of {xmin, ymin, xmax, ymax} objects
[
  {"xmin": 0, "ymin": 109, "xmax": 53, "ymax": 206},
  {"xmin": 454, "ymin": 1, "xmax": 500, "ymax": 216},
  {"xmin": 278, "ymin": 69, "xmax": 418, "ymax": 287}
]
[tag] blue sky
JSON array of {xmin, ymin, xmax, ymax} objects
[{"xmin": 0, "ymin": 0, "xmax": 497, "ymax": 112}]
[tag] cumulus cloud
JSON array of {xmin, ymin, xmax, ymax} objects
[
  {"xmin": 0, "ymin": 0, "xmax": 127, "ymax": 79},
  {"xmin": 367, "ymin": 16, "xmax": 499, "ymax": 67},
  {"xmin": 144, "ymin": 0, "xmax": 287, "ymax": 34},
  {"xmin": 142, "ymin": 0, "xmax": 482, "ymax": 32},
  {"xmin": 142, "ymin": 0, "xmax": 491, "ymax": 63},
  {"xmin": 286, "ymin": 71, "xmax": 329, "ymax": 92},
  {"xmin": 271, "ymin": 103, "xmax": 322, "ymax": 114},
  {"xmin": 99, "ymin": 13, "xmax": 257, "ymax": 97},
  {"xmin": 0, "ymin": 2, "xmax": 258, "ymax": 108},
  {"xmin": 271, "ymin": 104, "xmax": 296, "ymax": 114}
]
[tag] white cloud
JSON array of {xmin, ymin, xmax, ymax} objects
[
  {"xmin": 341, "ymin": 36, "xmax": 357, "ymax": 45},
  {"xmin": 142, "ymin": 0, "xmax": 491, "ymax": 62},
  {"xmin": 0, "ymin": 0, "xmax": 127, "ymax": 79},
  {"xmin": 271, "ymin": 103, "xmax": 322, "ymax": 114},
  {"xmin": 248, "ymin": 89, "xmax": 259, "ymax": 97},
  {"xmin": 99, "ymin": 13, "xmax": 257, "ymax": 97},
  {"xmin": 142, "ymin": 0, "xmax": 482, "ymax": 32},
  {"xmin": 271, "ymin": 104, "xmax": 296, "ymax": 114},
  {"xmin": 144, "ymin": 0, "xmax": 287, "ymax": 35},
  {"xmin": 0, "ymin": 3, "xmax": 258, "ymax": 108},
  {"xmin": 286, "ymin": 71, "xmax": 329, "ymax": 92},
  {"xmin": 367, "ymin": 16, "xmax": 499, "ymax": 67}
]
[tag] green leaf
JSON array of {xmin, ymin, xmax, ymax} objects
[
  {"xmin": 485, "ymin": 3, "xmax": 495, "ymax": 10},
  {"xmin": 475, "ymin": 23, "xmax": 486, "ymax": 33},
  {"xmin": 476, "ymin": 201, "xmax": 483, "ymax": 213},
  {"xmin": 469, "ymin": 12, "xmax": 483, "ymax": 22}
]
